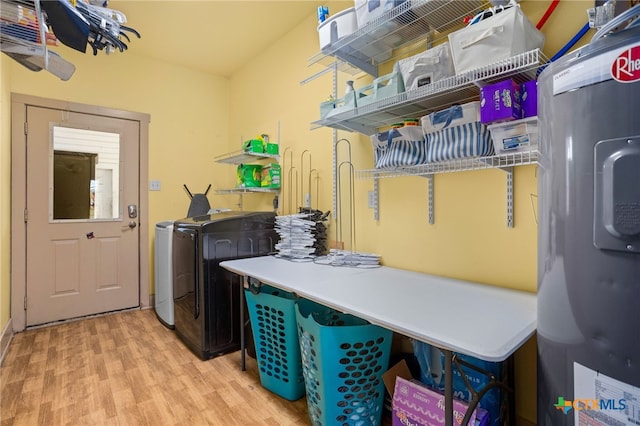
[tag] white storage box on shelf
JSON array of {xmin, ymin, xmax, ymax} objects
[
  {"xmin": 447, "ymin": 5, "xmax": 544, "ymax": 75},
  {"xmin": 395, "ymin": 42, "xmax": 455, "ymax": 91},
  {"xmin": 318, "ymin": 7, "xmax": 357, "ymax": 50},
  {"xmin": 487, "ymin": 116, "xmax": 538, "ymax": 155},
  {"xmin": 354, "ymin": 0, "xmax": 402, "ymax": 28},
  {"xmin": 421, "ymin": 101, "xmax": 493, "ymax": 162},
  {"xmin": 354, "ymin": 0, "xmax": 432, "ymax": 50}
]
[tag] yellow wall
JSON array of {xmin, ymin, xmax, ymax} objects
[
  {"xmin": 1, "ymin": 53, "xmax": 11, "ymax": 330},
  {"xmin": 229, "ymin": 1, "xmax": 595, "ymax": 423},
  {"xmin": 0, "ymin": 0, "xmax": 596, "ymax": 422}
]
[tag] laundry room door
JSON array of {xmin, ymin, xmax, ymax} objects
[{"xmin": 24, "ymin": 105, "xmax": 140, "ymax": 326}]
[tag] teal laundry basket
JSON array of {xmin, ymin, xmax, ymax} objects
[
  {"xmin": 295, "ymin": 298, "xmax": 392, "ymax": 426},
  {"xmin": 245, "ymin": 284, "xmax": 305, "ymax": 401}
]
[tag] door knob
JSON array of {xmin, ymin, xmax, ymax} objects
[{"xmin": 123, "ymin": 221, "xmax": 137, "ymax": 230}]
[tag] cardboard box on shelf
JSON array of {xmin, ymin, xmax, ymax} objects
[{"xmin": 383, "ymin": 360, "xmax": 489, "ymax": 426}]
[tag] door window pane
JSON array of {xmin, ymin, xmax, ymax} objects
[{"xmin": 52, "ymin": 126, "xmax": 120, "ymax": 220}]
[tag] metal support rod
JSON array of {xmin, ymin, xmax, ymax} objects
[
  {"xmin": 299, "ymin": 64, "xmax": 335, "ymax": 85},
  {"xmin": 496, "ymin": 166, "xmax": 515, "ymax": 228},
  {"xmin": 288, "ymin": 167, "xmax": 298, "ymax": 214},
  {"xmin": 373, "ymin": 177, "xmax": 379, "ymax": 221},
  {"xmin": 443, "ymin": 348, "xmax": 454, "ymax": 426},
  {"xmin": 282, "ymin": 147, "xmax": 294, "ymax": 214},
  {"xmin": 332, "ymin": 129, "xmax": 338, "ymax": 219},
  {"xmin": 504, "ymin": 166, "xmax": 514, "ymax": 228},
  {"xmin": 337, "ymin": 161, "xmax": 356, "ymax": 252},
  {"xmin": 427, "ymin": 175, "xmax": 435, "ymax": 224},
  {"xmin": 34, "ymin": 0, "xmax": 48, "ymax": 70},
  {"xmin": 454, "ymin": 355, "xmax": 512, "ymax": 426},
  {"xmin": 240, "ymin": 275, "xmax": 248, "ymax": 371},
  {"xmin": 301, "ymin": 150, "xmax": 311, "ymax": 207},
  {"xmin": 308, "ymin": 169, "xmax": 319, "ymax": 210},
  {"xmin": 335, "ymin": 139, "xmax": 353, "ymax": 245},
  {"xmin": 507, "ymin": 355, "xmax": 516, "ymax": 426},
  {"xmin": 331, "ymin": 61, "xmax": 338, "ymax": 220}
]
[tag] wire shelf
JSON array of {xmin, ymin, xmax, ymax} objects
[
  {"xmin": 1, "ymin": 0, "xmax": 48, "ymax": 46},
  {"xmin": 214, "ymin": 150, "xmax": 279, "ymax": 165},
  {"xmin": 308, "ymin": 0, "xmax": 486, "ymax": 77},
  {"xmin": 215, "ymin": 187, "xmax": 280, "ymax": 194},
  {"xmin": 356, "ymin": 150, "xmax": 538, "ymax": 179},
  {"xmin": 0, "ymin": 0, "xmax": 77, "ymax": 80},
  {"xmin": 312, "ymin": 49, "xmax": 548, "ymax": 135}
]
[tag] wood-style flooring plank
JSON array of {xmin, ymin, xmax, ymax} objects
[{"xmin": 1, "ymin": 309, "xmax": 312, "ymax": 425}]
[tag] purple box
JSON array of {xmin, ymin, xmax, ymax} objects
[
  {"xmin": 392, "ymin": 377, "xmax": 489, "ymax": 426},
  {"xmin": 520, "ymin": 80, "xmax": 538, "ymax": 118},
  {"xmin": 480, "ymin": 79, "xmax": 521, "ymax": 124}
]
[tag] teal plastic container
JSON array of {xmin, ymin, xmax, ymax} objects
[
  {"xmin": 295, "ymin": 299, "xmax": 392, "ymax": 426},
  {"xmin": 245, "ymin": 285, "xmax": 305, "ymax": 401}
]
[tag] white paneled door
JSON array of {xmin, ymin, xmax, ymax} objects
[{"xmin": 24, "ymin": 106, "xmax": 140, "ymax": 326}]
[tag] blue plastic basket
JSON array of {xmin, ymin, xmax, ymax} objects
[
  {"xmin": 245, "ymin": 285, "xmax": 305, "ymax": 401},
  {"xmin": 295, "ymin": 299, "xmax": 393, "ymax": 426}
]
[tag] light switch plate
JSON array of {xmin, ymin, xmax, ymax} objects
[{"xmin": 149, "ymin": 180, "xmax": 161, "ymax": 191}]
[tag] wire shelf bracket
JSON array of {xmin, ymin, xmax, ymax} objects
[{"xmin": 358, "ymin": 151, "xmax": 538, "ymax": 228}]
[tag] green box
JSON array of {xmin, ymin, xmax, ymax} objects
[
  {"xmin": 243, "ymin": 139, "xmax": 264, "ymax": 153},
  {"xmin": 265, "ymin": 143, "xmax": 279, "ymax": 155},
  {"xmin": 261, "ymin": 164, "xmax": 280, "ymax": 188},
  {"xmin": 237, "ymin": 164, "xmax": 262, "ymax": 188}
]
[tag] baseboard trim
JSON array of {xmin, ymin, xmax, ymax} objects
[{"xmin": 0, "ymin": 318, "xmax": 14, "ymax": 367}]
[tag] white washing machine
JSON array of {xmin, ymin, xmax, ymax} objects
[{"xmin": 154, "ymin": 221, "xmax": 174, "ymax": 328}]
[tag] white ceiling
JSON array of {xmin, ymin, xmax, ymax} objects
[{"xmin": 110, "ymin": 1, "xmax": 351, "ymax": 77}]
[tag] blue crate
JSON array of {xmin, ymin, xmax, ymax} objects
[
  {"xmin": 245, "ymin": 285, "xmax": 305, "ymax": 401},
  {"xmin": 295, "ymin": 299, "xmax": 392, "ymax": 426}
]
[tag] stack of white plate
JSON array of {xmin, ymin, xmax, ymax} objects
[
  {"xmin": 315, "ymin": 249, "xmax": 381, "ymax": 268},
  {"xmin": 274, "ymin": 213, "xmax": 322, "ymax": 260}
]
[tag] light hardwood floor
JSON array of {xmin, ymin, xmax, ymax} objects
[{"xmin": 0, "ymin": 309, "xmax": 311, "ymax": 425}]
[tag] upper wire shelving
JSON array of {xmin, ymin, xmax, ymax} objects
[
  {"xmin": 313, "ymin": 49, "xmax": 548, "ymax": 135},
  {"xmin": 308, "ymin": 0, "xmax": 486, "ymax": 77},
  {"xmin": 0, "ymin": 0, "xmax": 75, "ymax": 80}
]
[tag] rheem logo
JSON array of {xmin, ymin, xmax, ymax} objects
[{"xmin": 612, "ymin": 45, "xmax": 640, "ymax": 82}]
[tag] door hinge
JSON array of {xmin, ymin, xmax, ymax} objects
[
  {"xmin": 24, "ymin": 296, "xmax": 27, "ymax": 310},
  {"xmin": 24, "ymin": 209, "xmax": 28, "ymax": 223},
  {"xmin": 24, "ymin": 122, "xmax": 28, "ymax": 135}
]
